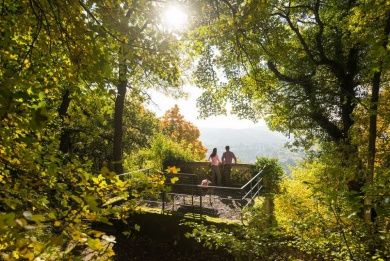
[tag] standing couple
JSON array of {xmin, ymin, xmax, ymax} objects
[{"xmin": 208, "ymin": 146, "xmax": 237, "ymax": 186}]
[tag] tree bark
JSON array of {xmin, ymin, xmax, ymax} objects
[
  {"xmin": 112, "ymin": 46, "xmax": 127, "ymax": 174},
  {"xmin": 58, "ymin": 89, "xmax": 72, "ymax": 153},
  {"xmin": 364, "ymin": 11, "xmax": 390, "ymax": 224}
]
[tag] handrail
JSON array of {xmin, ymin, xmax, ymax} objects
[
  {"xmin": 197, "ymin": 184, "xmax": 242, "ymax": 190},
  {"xmin": 164, "ymin": 172, "xmax": 197, "ymax": 176},
  {"xmin": 242, "ymin": 186, "xmax": 263, "ymax": 199},
  {"xmin": 252, "ymin": 177, "xmax": 263, "ymax": 190},
  {"xmin": 244, "ymin": 185, "xmax": 263, "ymax": 208},
  {"xmin": 167, "ymin": 183, "xmax": 242, "ymax": 190},
  {"xmin": 240, "ymin": 166, "xmax": 266, "ymax": 190},
  {"xmin": 118, "ymin": 168, "xmax": 156, "ymax": 177},
  {"xmin": 242, "ymin": 180, "xmax": 262, "ymax": 199}
]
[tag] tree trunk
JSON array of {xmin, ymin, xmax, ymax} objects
[
  {"xmin": 364, "ymin": 11, "xmax": 390, "ymax": 224},
  {"xmin": 58, "ymin": 89, "xmax": 72, "ymax": 153},
  {"xmin": 264, "ymin": 194, "xmax": 277, "ymax": 227},
  {"xmin": 365, "ymin": 74, "xmax": 380, "ymax": 224},
  {"xmin": 112, "ymin": 46, "xmax": 127, "ymax": 174}
]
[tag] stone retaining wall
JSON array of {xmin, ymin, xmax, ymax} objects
[{"xmin": 165, "ymin": 161, "xmax": 256, "ymax": 187}]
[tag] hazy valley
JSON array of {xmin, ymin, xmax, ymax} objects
[{"xmin": 199, "ymin": 126, "xmax": 304, "ymax": 172}]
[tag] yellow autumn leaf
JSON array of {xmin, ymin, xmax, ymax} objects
[
  {"xmin": 170, "ymin": 177, "xmax": 179, "ymax": 184},
  {"xmin": 12, "ymin": 251, "xmax": 19, "ymax": 259},
  {"xmin": 166, "ymin": 166, "xmax": 180, "ymax": 174},
  {"xmin": 87, "ymin": 238, "xmax": 103, "ymax": 251},
  {"xmin": 23, "ymin": 59, "xmax": 30, "ymax": 69}
]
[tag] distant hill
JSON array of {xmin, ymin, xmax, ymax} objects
[{"xmin": 199, "ymin": 126, "xmax": 303, "ymax": 172}]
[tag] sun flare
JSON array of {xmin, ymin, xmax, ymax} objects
[{"xmin": 162, "ymin": 5, "xmax": 188, "ymax": 31}]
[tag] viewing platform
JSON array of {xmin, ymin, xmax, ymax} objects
[{"xmin": 159, "ymin": 162, "xmax": 264, "ymax": 220}]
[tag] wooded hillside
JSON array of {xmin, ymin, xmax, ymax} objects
[{"xmin": 1, "ymin": 0, "xmax": 389, "ymax": 260}]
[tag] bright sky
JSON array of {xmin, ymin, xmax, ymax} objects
[
  {"xmin": 154, "ymin": 4, "xmax": 265, "ymax": 129},
  {"xmin": 162, "ymin": 4, "xmax": 188, "ymax": 31},
  {"xmin": 147, "ymin": 85, "xmax": 265, "ymax": 129}
]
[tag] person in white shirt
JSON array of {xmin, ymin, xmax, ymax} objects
[{"xmin": 221, "ymin": 145, "xmax": 237, "ymax": 185}]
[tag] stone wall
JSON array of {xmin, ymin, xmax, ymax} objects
[{"xmin": 165, "ymin": 161, "xmax": 256, "ymax": 187}]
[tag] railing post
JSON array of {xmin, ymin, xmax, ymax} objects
[
  {"xmin": 199, "ymin": 194, "xmax": 202, "ymax": 218},
  {"xmin": 192, "ymin": 194, "xmax": 194, "ymax": 219},
  {"xmin": 240, "ymin": 189, "xmax": 245, "ymax": 224},
  {"xmin": 250, "ymin": 180, "xmax": 253, "ymax": 201},
  {"xmin": 161, "ymin": 191, "xmax": 165, "ymax": 214}
]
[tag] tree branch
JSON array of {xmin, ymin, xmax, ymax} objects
[
  {"xmin": 221, "ymin": 0, "xmax": 236, "ymax": 15},
  {"xmin": 268, "ymin": 61, "xmax": 344, "ymax": 141},
  {"xmin": 312, "ymin": 0, "xmax": 346, "ymax": 79},
  {"xmin": 78, "ymin": 0, "xmax": 125, "ymax": 43},
  {"xmin": 281, "ymin": 4, "xmax": 316, "ymax": 63},
  {"xmin": 18, "ymin": 0, "xmax": 43, "ymax": 73},
  {"xmin": 313, "ymin": 0, "xmax": 326, "ymax": 61}
]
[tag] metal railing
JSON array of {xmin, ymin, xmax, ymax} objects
[
  {"xmin": 118, "ymin": 168, "xmax": 156, "ymax": 178},
  {"xmin": 116, "ymin": 167, "xmax": 266, "ymax": 220},
  {"xmin": 161, "ymin": 168, "xmax": 266, "ymax": 218},
  {"xmin": 240, "ymin": 167, "xmax": 265, "ymax": 207}
]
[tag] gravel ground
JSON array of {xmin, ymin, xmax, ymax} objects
[{"xmin": 145, "ymin": 194, "xmax": 246, "ymax": 220}]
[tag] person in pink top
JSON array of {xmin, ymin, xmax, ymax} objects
[{"xmin": 208, "ymin": 148, "xmax": 222, "ymax": 186}]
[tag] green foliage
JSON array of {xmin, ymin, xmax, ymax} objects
[
  {"xmin": 0, "ymin": 0, "xmax": 181, "ymax": 259},
  {"xmin": 66, "ymin": 90, "xmax": 160, "ymax": 170},
  {"xmin": 191, "ymin": 0, "xmax": 390, "ymax": 147},
  {"xmin": 185, "ymin": 148, "xmax": 389, "ymax": 260},
  {"xmin": 188, "ymin": 1, "xmax": 390, "ymax": 259},
  {"xmin": 2, "ymin": 0, "xmax": 389, "ymax": 259},
  {"xmin": 268, "ymin": 141, "xmax": 388, "ymax": 259},
  {"xmin": 1, "ymin": 157, "xmax": 132, "ymax": 259},
  {"xmin": 273, "ymin": 158, "xmax": 389, "ymax": 260},
  {"xmin": 123, "ymin": 94, "xmax": 160, "ymax": 152},
  {"xmin": 185, "ymin": 157, "xmax": 287, "ymax": 259},
  {"xmin": 125, "ymin": 134, "xmax": 198, "ymax": 171},
  {"xmin": 254, "ymin": 157, "xmax": 284, "ymax": 194},
  {"xmin": 186, "ymin": 153, "xmax": 388, "ymax": 260},
  {"xmin": 185, "ymin": 218, "xmax": 298, "ymax": 260}
]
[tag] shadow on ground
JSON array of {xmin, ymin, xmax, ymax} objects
[{"xmin": 95, "ymin": 212, "xmax": 236, "ymax": 261}]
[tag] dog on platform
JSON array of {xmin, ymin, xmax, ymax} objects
[
  {"xmin": 200, "ymin": 179, "xmax": 212, "ymax": 187},
  {"xmin": 200, "ymin": 179, "xmax": 213, "ymax": 206}
]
